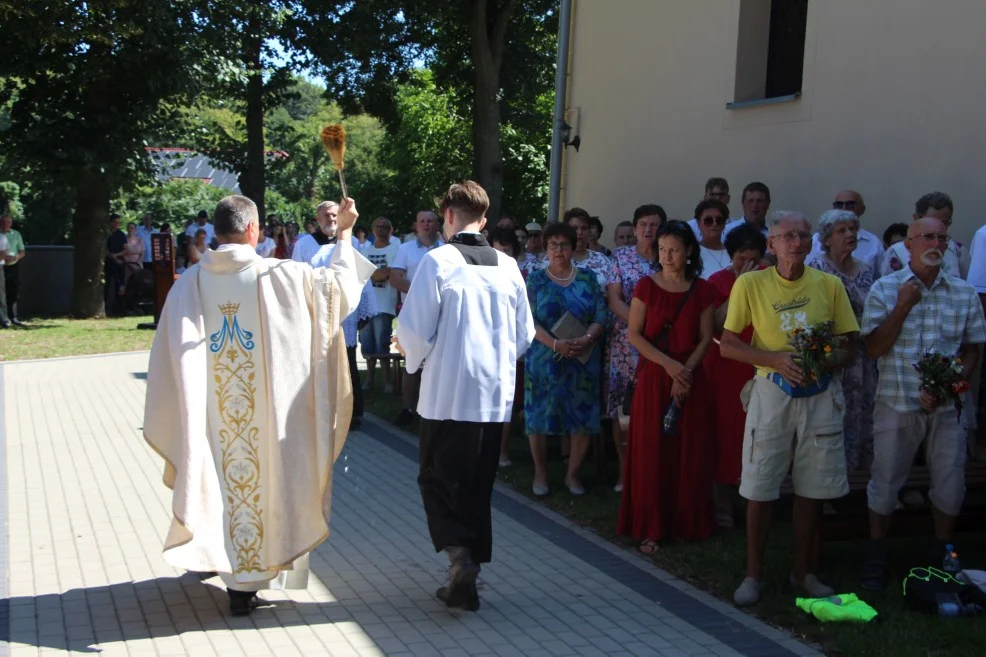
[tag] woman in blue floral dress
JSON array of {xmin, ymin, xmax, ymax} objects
[
  {"xmin": 808, "ymin": 210, "xmax": 877, "ymax": 471},
  {"xmin": 525, "ymin": 222, "xmax": 609, "ymax": 497},
  {"xmin": 605, "ymin": 204, "xmax": 665, "ymax": 491}
]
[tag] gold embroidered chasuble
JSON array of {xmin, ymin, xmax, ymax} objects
[{"xmin": 144, "ymin": 242, "xmax": 374, "ymax": 587}]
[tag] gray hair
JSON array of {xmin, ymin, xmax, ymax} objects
[
  {"xmin": 315, "ymin": 200, "xmax": 338, "ymax": 215},
  {"xmin": 214, "ymin": 195, "xmax": 258, "ymax": 237},
  {"xmin": 768, "ymin": 210, "xmax": 811, "ymax": 230},
  {"xmin": 816, "ymin": 209, "xmax": 859, "ymax": 253}
]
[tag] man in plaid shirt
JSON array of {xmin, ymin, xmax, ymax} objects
[{"xmin": 859, "ymin": 216, "xmax": 986, "ymax": 591}]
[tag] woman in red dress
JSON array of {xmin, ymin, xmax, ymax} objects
[
  {"xmin": 704, "ymin": 223, "xmax": 769, "ymax": 528},
  {"xmin": 618, "ymin": 221, "xmax": 718, "ymax": 552}
]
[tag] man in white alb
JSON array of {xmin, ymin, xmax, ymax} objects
[
  {"xmin": 396, "ymin": 181, "xmax": 535, "ymax": 611},
  {"xmin": 293, "ymin": 201, "xmax": 361, "ymax": 264},
  {"xmin": 144, "ymin": 194, "xmax": 374, "ymax": 616}
]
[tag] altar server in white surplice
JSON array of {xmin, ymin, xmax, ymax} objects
[
  {"xmin": 396, "ymin": 181, "xmax": 535, "ymax": 612},
  {"xmin": 144, "ymin": 195, "xmax": 374, "ymax": 616}
]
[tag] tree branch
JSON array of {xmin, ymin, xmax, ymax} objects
[{"xmin": 491, "ymin": 0, "xmax": 519, "ymax": 72}]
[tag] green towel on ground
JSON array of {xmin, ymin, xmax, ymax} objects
[{"xmin": 796, "ymin": 593, "xmax": 878, "ymax": 623}]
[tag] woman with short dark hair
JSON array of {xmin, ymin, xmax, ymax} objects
[
  {"xmin": 525, "ymin": 222, "xmax": 609, "ymax": 497},
  {"xmin": 704, "ymin": 222, "xmax": 768, "ymax": 528},
  {"xmin": 618, "ymin": 220, "xmax": 718, "ymax": 551}
]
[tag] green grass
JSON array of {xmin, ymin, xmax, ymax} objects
[
  {"xmin": 0, "ymin": 316, "xmax": 156, "ymax": 362},
  {"xmin": 362, "ymin": 381, "xmax": 986, "ymax": 657}
]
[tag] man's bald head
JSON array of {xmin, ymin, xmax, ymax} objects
[{"xmin": 833, "ymin": 190, "xmax": 865, "ymax": 218}]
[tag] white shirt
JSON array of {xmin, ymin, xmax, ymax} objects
[
  {"xmin": 256, "ymin": 236, "xmax": 276, "ymax": 258},
  {"xmin": 361, "ymin": 239, "xmax": 401, "ymax": 315},
  {"xmin": 135, "ymin": 225, "xmax": 156, "ymax": 263},
  {"xmin": 392, "ymin": 238, "xmax": 445, "ymax": 288},
  {"xmin": 699, "ymin": 245, "xmax": 730, "ymax": 278},
  {"xmin": 720, "ymin": 217, "xmax": 768, "ymax": 241},
  {"xmin": 292, "ymin": 233, "xmax": 361, "ymax": 265},
  {"xmin": 0, "ymin": 233, "xmax": 7, "ymax": 268},
  {"xmin": 257, "ymin": 237, "xmax": 277, "ymax": 258},
  {"xmin": 396, "ymin": 237, "xmax": 535, "ymax": 423},
  {"xmin": 882, "ymin": 239, "xmax": 966, "ymax": 280},
  {"xmin": 807, "ymin": 228, "xmax": 884, "ymax": 274},
  {"xmin": 185, "ymin": 222, "xmax": 216, "ymax": 244},
  {"xmin": 967, "ymin": 225, "xmax": 986, "ymax": 293}
]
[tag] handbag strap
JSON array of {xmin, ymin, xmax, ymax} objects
[{"xmin": 634, "ymin": 278, "xmax": 697, "ymax": 375}]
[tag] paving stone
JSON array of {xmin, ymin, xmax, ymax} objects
[{"xmin": 1, "ymin": 353, "xmax": 820, "ymax": 657}]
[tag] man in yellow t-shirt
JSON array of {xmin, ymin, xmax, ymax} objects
[{"xmin": 721, "ymin": 211, "xmax": 859, "ymax": 608}]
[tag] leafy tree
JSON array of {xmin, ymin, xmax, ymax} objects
[
  {"xmin": 300, "ymin": 0, "xmax": 557, "ymax": 221},
  {"xmin": 184, "ymin": 2, "xmax": 313, "ymax": 221},
  {"xmin": 0, "ymin": 0, "xmax": 210, "ymax": 316},
  {"xmin": 381, "ymin": 70, "xmax": 471, "ymax": 227}
]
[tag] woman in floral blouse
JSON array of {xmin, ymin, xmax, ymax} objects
[{"xmin": 605, "ymin": 204, "xmax": 665, "ymax": 491}]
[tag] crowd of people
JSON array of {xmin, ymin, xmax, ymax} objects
[{"xmin": 119, "ymin": 176, "xmax": 986, "ymax": 609}]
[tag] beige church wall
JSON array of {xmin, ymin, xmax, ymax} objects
[{"xmin": 562, "ymin": 0, "xmax": 986, "ymax": 249}]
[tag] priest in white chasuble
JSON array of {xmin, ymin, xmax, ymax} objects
[
  {"xmin": 144, "ymin": 194, "xmax": 375, "ymax": 616},
  {"xmin": 396, "ymin": 181, "xmax": 535, "ymax": 612}
]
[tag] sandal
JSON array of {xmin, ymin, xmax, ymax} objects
[
  {"xmin": 639, "ymin": 540, "xmax": 659, "ymax": 555},
  {"xmin": 859, "ymin": 556, "xmax": 888, "ymax": 592}
]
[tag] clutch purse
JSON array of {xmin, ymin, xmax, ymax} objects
[{"xmin": 551, "ymin": 311, "xmax": 594, "ymax": 365}]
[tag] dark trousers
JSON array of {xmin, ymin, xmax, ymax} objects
[
  {"xmin": 418, "ymin": 418, "xmax": 500, "ymax": 563},
  {"xmin": 347, "ymin": 346, "xmax": 363, "ymax": 418},
  {"xmin": 4, "ymin": 264, "xmax": 18, "ymax": 320}
]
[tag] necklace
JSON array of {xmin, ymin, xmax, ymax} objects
[
  {"xmin": 546, "ymin": 265, "xmax": 576, "ymax": 283},
  {"xmin": 703, "ymin": 245, "xmax": 729, "ymax": 271}
]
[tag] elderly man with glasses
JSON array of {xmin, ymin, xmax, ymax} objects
[
  {"xmin": 806, "ymin": 190, "xmax": 884, "ymax": 274},
  {"xmin": 721, "ymin": 210, "xmax": 859, "ymax": 607},
  {"xmin": 882, "ymin": 192, "xmax": 967, "ymax": 279},
  {"xmin": 859, "ymin": 216, "xmax": 986, "ymax": 591}
]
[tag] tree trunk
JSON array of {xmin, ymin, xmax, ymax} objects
[
  {"xmin": 469, "ymin": 0, "xmax": 517, "ymax": 222},
  {"xmin": 472, "ymin": 71, "xmax": 504, "ymax": 222},
  {"xmin": 240, "ymin": 28, "xmax": 266, "ymax": 221},
  {"xmin": 70, "ymin": 173, "xmax": 110, "ymax": 318}
]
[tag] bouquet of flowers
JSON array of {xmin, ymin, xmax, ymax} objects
[
  {"xmin": 788, "ymin": 320, "xmax": 845, "ymax": 385},
  {"xmin": 913, "ymin": 351, "xmax": 969, "ymax": 416}
]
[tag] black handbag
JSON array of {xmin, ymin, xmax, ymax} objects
[{"xmin": 620, "ymin": 280, "xmax": 697, "ymax": 419}]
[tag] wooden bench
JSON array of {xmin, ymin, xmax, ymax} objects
[
  {"xmin": 363, "ymin": 352, "xmax": 405, "ymax": 395},
  {"xmin": 777, "ymin": 460, "xmax": 986, "ymax": 538}
]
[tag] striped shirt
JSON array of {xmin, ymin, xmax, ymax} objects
[{"xmin": 861, "ymin": 267, "xmax": 986, "ymax": 413}]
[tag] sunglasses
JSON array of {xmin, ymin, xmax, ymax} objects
[
  {"xmin": 701, "ymin": 215, "xmax": 727, "ymax": 226},
  {"xmin": 832, "ymin": 200, "xmax": 857, "ymax": 210}
]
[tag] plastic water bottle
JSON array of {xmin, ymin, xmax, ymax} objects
[
  {"xmin": 937, "ymin": 595, "xmax": 963, "ymax": 617},
  {"xmin": 943, "ymin": 544, "xmax": 963, "ymax": 577},
  {"xmin": 662, "ymin": 401, "xmax": 680, "ymax": 436}
]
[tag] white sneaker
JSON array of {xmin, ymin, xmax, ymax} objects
[
  {"xmin": 733, "ymin": 577, "xmax": 761, "ymax": 606},
  {"xmin": 791, "ymin": 573, "xmax": 834, "ymax": 598},
  {"xmin": 613, "ymin": 482, "xmax": 623, "ymax": 493}
]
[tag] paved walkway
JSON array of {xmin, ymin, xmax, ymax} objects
[{"xmin": 0, "ymin": 352, "xmax": 822, "ymax": 657}]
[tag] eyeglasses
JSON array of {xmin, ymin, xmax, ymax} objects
[
  {"xmin": 832, "ymin": 200, "xmax": 857, "ymax": 210},
  {"xmin": 546, "ymin": 241, "xmax": 573, "ymax": 251},
  {"xmin": 910, "ymin": 232, "xmax": 949, "ymax": 244},
  {"xmin": 701, "ymin": 215, "xmax": 727, "ymax": 226},
  {"xmin": 771, "ymin": 231, "xmax": 812, "ymax": 242}
]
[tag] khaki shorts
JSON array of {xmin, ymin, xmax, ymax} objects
[
  {"xmin": 738, "ymin": 376, "xmax": 849, "ymax": 502},
  {"xmin": 867, "ymin": 401, "xmax": 966, "ymax": 516}
]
